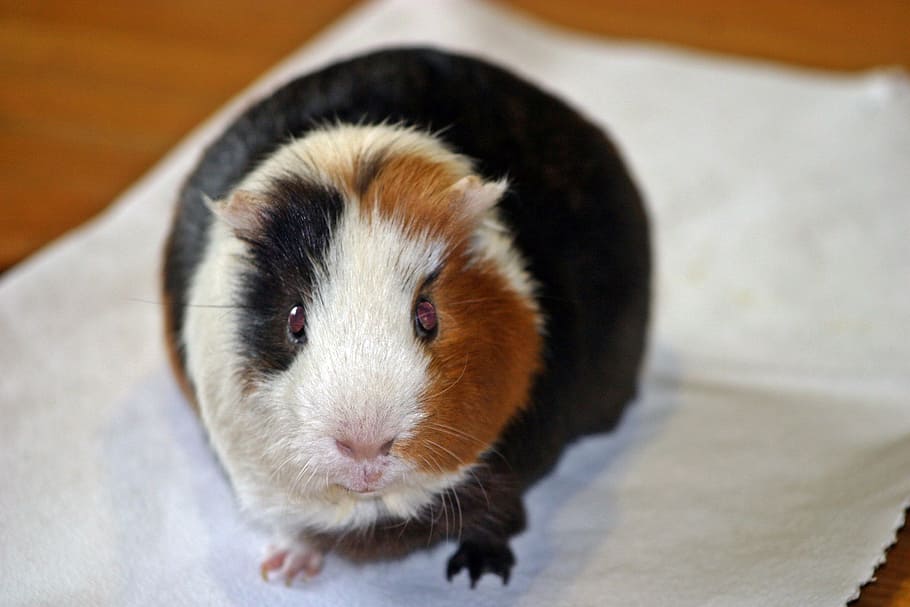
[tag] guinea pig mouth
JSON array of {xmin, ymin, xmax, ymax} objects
[
  {"xmin": 347, "ymin": 487, "xmax": 380, "ymax": 497},
  {"xmin": 331, "ymin": 482, "xmax": 386, "ymax": 499},
  {"xmin": 338, "ymin": 477, "xmax": 387, "ymax": 495},
  {"xmin": 332, "ymin": 464, "xmax": 394, "ymax": 495}
]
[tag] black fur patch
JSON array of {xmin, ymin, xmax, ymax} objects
[{"xmin": 236, "ymin": 175, "xmax": 345, "ymax": 376}]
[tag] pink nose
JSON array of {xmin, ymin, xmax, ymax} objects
[{"xmin": 334, "ymin": 437, "xmax": 396, "ymax": 461}]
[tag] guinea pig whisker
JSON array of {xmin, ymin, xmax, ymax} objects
[
  {"xmin": 423, "ymin": 422, "xmax": 486, "ymax": 447},
  {"xmin": 293, "ymin": 459, "xmax": 319, "ymax": 493},
  {"xmin": 418, "ymin": 454, "xmax": 444, "ymax": 475},
  {"xmin": 447, "ymin": 486, "xmax": 464, "ymax": 542},
  {"xmin": 422, "ymin": 421, "xmax": 510, "ymax": 469},
  {"xmin": 426, "ymin": 450, "xmax": 465, "ymax": 539},
  {"xmin": 439, "ymin": 488, "xmax": 453, "ymax": 540},
  {"xmin": 446, "ymin": 428, "xmax": 510, "ymax": 470},
  {"xmin": 427, "ymin": 475, "xmax": 448, "ymax": 537},
  {"xmin": 463, "ymin": 468, "xmax": 491, "ymax": 511},
  {"xmin": 125, "ymin": 297, "xmax": 165, "ymax": 306},
  {"xmin": 363, "ymin": 516, "xmax": 377, "ymax": 542},
  {"xmin": 305, "ymin": 462, "xmax": 323, "ymax": 490},
  {"xmin": 422, "ymin": 441, "xmax": 481, "ymax": 535},
  {"xmin": 423, "ymin": 493, "xmax": 437, "ymax": 547},
  {"xmin": 439, "ymin": 487, "xmax": 452, "ymax": 539},
  {"xmin": 270, "ymin": 451, "xmax": 319, "ymax": 495},
  {"xmin": 185, "ymin": 304, "xmax": 249, "ymax": 310},
  {"xmin": 287, "ymin": 461, "xmax": 305, "ymax": 489},
  {"xmin": 325, "ymin": 470, "xmax": 333, "ymax": 490},
  {"xmin": 422, "ymin": 355, "xmax": 469, "ymax": 401},
  {"xmin": 127, "ymin": 297, "xmax": 249, "ymax": 310},
  {"xmin": 268, "ymin": 452, "xmax": 299, "ymax": 483},
  {"xmin": 394, "ymin": 516, "xmax": 412, "ymax": 542},
  {"xmin": 419, "ymin": 451, "xmax": 450, "ymax": 536},
  {"xmin": 422, "ymin": 438, "xmax": 461, "ymax": 468}
]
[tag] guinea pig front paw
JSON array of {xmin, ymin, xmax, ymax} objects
[
  {"xmin": 260, "ymin": 536, "xmax": 324, "ymax": 586},
  {"xmin": 446, "ymin": 540, "xmax": 516, "ymax": 588}
]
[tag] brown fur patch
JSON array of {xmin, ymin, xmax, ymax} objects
[
  {"xmin": 351, "ymin": 149, "xmax": 542, "ymax": 473},
  {"xmin": 400, "ymin": 250, "xmax": 542, "ymax": 473},
  {"xmin": 357, "ymin": 153, "xmax": 472, "ymax": 242}
]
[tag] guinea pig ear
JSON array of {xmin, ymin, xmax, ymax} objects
[
  {"xmin": 204, "ymin": 189, "xmax": 270, "ymax": 238},
  {"xmin": 449, "ymin": 175, "xmax": 508, "ymax": 224}
]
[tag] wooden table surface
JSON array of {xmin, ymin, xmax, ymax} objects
[{"xmin": 2, "ymin": 1, "xmax": 908, "ymax": 604}]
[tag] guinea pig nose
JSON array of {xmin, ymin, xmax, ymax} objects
[{"xmin": 334, "ymin": 437, "xmax": 396, "ymax": 461}]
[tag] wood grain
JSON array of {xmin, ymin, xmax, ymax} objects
[
  {"xmin": 1, "ymin": 1, "xmax": 907, "ymax": 604},
  {"xmin": 503, "ymin": 0, "xmax": 910, "ymax": 71},
  {"xmin": 0, "ymin": 0, "xmax": 360, "ymax": 270}
]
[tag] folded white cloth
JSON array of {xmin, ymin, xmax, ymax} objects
[{"xmin": 2, "ymin": 1, "xmax": 909, "ymax": 605}]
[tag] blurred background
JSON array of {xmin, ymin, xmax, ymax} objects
[{"xmin": 0, "ymin": 1, "xmax": 908, "ymax": 603}]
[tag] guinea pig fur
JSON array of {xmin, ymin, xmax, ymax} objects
[{"xmin": 162, "ymin": 47, "xmax": 650, "ymax": 588}]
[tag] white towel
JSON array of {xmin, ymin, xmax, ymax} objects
[{"xmin": 2, "ymin": 1, "xmax": 909, "ymax": 605}]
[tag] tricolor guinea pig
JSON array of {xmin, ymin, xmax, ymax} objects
[{"xmin": 162, "ymin": 48, "xmax": 649, "ymax": 588}]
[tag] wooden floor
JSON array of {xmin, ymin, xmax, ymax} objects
[{"xmin": 1, "ymin": 1, "xmax": 908, "ymax": 604}]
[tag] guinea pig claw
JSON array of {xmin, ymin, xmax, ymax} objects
[{"xmin": 446, "ymin": 541, "xmax": 515, "ymax": 588}]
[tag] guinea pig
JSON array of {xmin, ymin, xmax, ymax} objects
[{"xmin": 162, "ymin": 47, "xmax": 650, "ymax": 588}]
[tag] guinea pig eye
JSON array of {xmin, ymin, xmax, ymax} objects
[
  {"xmin": 287, "ymin": 304, "xmax": 306, "ymax": 342},
  {"xmin": 414, "ymin": 298, "xmax": 438, "ymax": 339}
]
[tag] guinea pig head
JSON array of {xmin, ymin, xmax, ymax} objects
[{"xmin": 203, "ymin": 126, "xmax": 542, "ymax": 526}]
